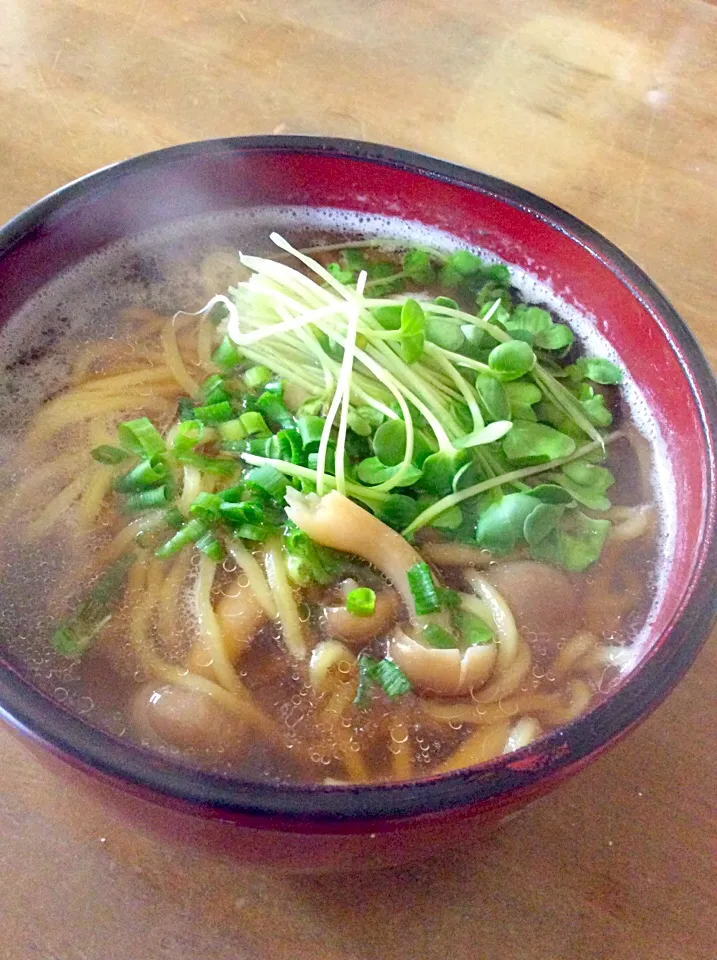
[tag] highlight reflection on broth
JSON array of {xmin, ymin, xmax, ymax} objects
[{"xmin": 0, "ymin": 231, "xmax": 659, "ymax": 784}]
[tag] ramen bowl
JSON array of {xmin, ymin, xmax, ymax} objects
[{"xmin": 0, "ymin": 136, "xmax": 715, "ymax": 871}]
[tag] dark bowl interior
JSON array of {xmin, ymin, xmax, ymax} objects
[{"xmin": 0, "ymin": 136, "xmax": 715, "ymax": 823}]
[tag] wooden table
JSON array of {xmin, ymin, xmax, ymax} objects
[{"xmin": 1, "ymin": 1, "xmax": 716, "ymax": 958}]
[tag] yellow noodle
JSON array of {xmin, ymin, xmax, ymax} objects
[
  {"xmin": 75, "ymin": 368, "xmax": 177, "ymax": 394},
  {"xmin": 71, "ymin": 342, "xmax": 123, "ymax": 383},
  {"xmin": 308, "ymin": 640, "xmax": 356, "ymax": 694},
  {"xmin": 119, "ymin": 306, "xmax": 169, "ymax": 331},
  {"xmin": 196, "ymin": 316, "xmax": 213, "ymax": 369},
  {"xmin": 504, "ymin": 716, "xmax": 542, "ymax": 753},
  {"xmin": 193, "ymin": 554, "xmax": 249, "ymax": 695},
  {"xmin": 264, "ymin": 538, "xmax": 307, "ymax": 659},
  {"xmin": 437, "ymin": 720, "xmax": 511, "ymax": 774},
  {"xmin": 178, "ymin": 464, "xmax": 204, "ymax": 517},
  {"xmin": 162, "ymin": 320, "xmax": 200, "ymax": 396},
  {"xmin": 541, "ymin": 679, "xmax": 593, "ymax": 725},
  {"xmin": 78, "ymin": 466, "xmax": 115, "ymax": 528},
  {"xmin": 25, "ymin": 476, "xmax": 85, "ymax": 540},
  {"xmin": 156, "ymin": 552, "xmax": 192, "ymax": 652},
  {"xmin": 26, "ymin": 394, "xmax": 173, "ymax": 444},
  {"xmin": 550, "ymin": 631, "xmax": 598, "ymax": 682},
  {"xmin": 6, "ymin": 452, "xmax": 78, "ymax": 512},
  {"xmin": 127, "ymin": 561, "xmax": 266, "ymax": 727},
  {"xmin": 464, "ymin": 571, "xmax": 518, "ymax": 670},
  {"xmin": 419, "ymin": 542, "xmax": 492, "ymax": 568},
  {"xmin": 474, "ymin": 640, "xmax": 532, "ymax": 703},
  {"xmin": 225, "ymin": 540, "xmax": 277, "ymax": 618},
  {"xmin": 325, "ymin": 681, "xmax": 368, "ymax": 782},
  {"xmin": 98, "ymin": 512, "xmax": 168, "ymax": 563},
  {"xmin": 422, "ymin": 690, "xmax": 563, "ymax": 726},
  {"xmin": 389, "ymin": 720, "xmax": 413, "ymax": 782}
]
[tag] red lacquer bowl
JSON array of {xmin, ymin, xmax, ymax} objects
[{"xmin": 1, "ymin": 137, "xmax": 715, "ymax": 871}]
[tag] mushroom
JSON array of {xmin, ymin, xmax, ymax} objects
[
  {"xmin": 321, "ymin": 577, "xmax": 400, "ymax": 646},
  {"xmin": 132, "ymin": 682, "xmax": 247, "ymax": 757},
  {"xmin": 186, "ymin": 577, "xmax": 267, "ymax": 680},
  {"xmin": 482, "ymin": 560, "xmax": 580, "ymax": 648},
  {"xmin": 285, "ymin": 490, "xmax": 449, "ymax": 629},
  {"xmin": 388, "ymin": 626, "xmax": 498, "ymax": 697}
]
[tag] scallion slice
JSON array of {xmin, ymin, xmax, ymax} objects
[
  {"xmin": 243, "ymin": 464, "xmax": 288, "ymax": 501},
  {"xmin": 191, "ymin": 400, "xmax": 234, "ymax": 424},
  {"xmin": 239, "ymin": 411, "xmax": 270, "ymax": 437},
  {"xmin": 345, "ymin": 587, "xmax": 376, "ymax": 618},
  {"xmin": 91, "ymin": 445, "xmax": 129, "ymax": 465},
  {"xmin": 243, "ymin": 365, "xmax": 273, "ymax": 389},
  {"xmin": 422, "ymin": 623, "xmax": 458, "ymax": 649},
  {"xmin": 117, "ymin": 416, "xmax": 166, "ymax": 457},
  {"xmin": 124, "ymin": 485, "xmax": 169, "ymax": 512},
  {"xmin": 155, "ymin": 518, "xmax": 207, "ymax": 558},
  {"xmin": 406, "ymin": 561, "xmax": 441, "ymax": 615},
  {"xmin": 212, "ymin": 335, "xmax": 241, "ymax": 369},
  {"xmin": 113, "ymin": 455, "xmax": 167, "ymax": 493},
  {"xmin": 195, "ymin": 530, "xmax": 225, "ymax": 562}
]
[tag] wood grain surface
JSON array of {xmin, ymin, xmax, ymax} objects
[{"xmin": 1, "ymin": 1, "xmax": 716, "ymax": 958}]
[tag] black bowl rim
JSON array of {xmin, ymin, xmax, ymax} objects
[{"xmin": 1, "ymin": 134, "xmax": 716, "ymax": 823}]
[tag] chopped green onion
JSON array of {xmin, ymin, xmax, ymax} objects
[
  {"xmin": 283, "ymin": 522, "xmax": 342, "ymax": 586},
  {"xmin": 181, "ymin": 453, "xmax": 236, "ymax": 476},
  {"xmin": 164, "ymin": 506, "xmax": 185, "ymax": 529},
  {"xmin": 296, "ymin": 415, "xmax": 325, "ymax": 452},
  {"xmin": 212, "ymin": 335, "xmax": 241, "ymax": 369},
  {"xmin": 243, "ymin": 464, "xmax": 288, "ymax": 500},
  {"xmin": 239, "ymin": 411, "xmax": 271, "ymax": 437},
  {"xmin": 155, "ymin": 519, "xmax": 207, "ymax": 558},
  {"xmin": 235, "ymin": 523, "xmax": 271, "ymax": 542},
  {"xmin": 91, "ymin": 445, "xmax": 129, "ymax": 465},
  {"xmin": 51, "ymin": 553, "xmax": 135, "ymax": 657},
  {"xmin": 372, "ymin": 658, "xmax": 413, "ymax": 698},
  {"xmin": 113, "ymin": 456, "xmax": 167, "ymax": 493},
  {"xmin": 195, "ymin": 530, "xmax": 225, "ymax": 562},
  {"xmin": 406, "ymin": 561, "xmax": 441, "ymax": 615},
  {"xmin": 453, "ymin": 610, "xmax": 494, "ymax": 646},
  {"xmin": 201, "ymin": 374, "xmax": 231, "ymax": 405},
  {"xmin": 124, "ymin": 486, "xmax": 170, "ymax": 512},
  {"xmin": 189, "ymin": 492, "xmax": 222, "ymax": 522},
  {"xmin": 268, "ymin": 428, "xmax": 304, "ymax": 464},
  {"xmin": 422, "ymin": 623, "xmax": 459, "ymax": 648},
  {"xmin": 256, "ymin": 392, "xmax": 294, "ymax": 429},
  {"xmin": 117, "ymin": 417, "xmax": 166, "ymax": 457},
  {"xmin": 177, "ymin": 397, "xmax": 196, "ymax": 421},
  {"xmin": 217, "ymin": 418, "xmax": 246, "ymax": 442},
  {"xmin": 243, "ymin": 365, "xmax": 273, "ymax": 389},
  {"xmin": 172, "ymin": 419, "xmax": 204, "ymax": 456},
  {"xmin": 191, "ymin": 400, "xmax": 234, "ymax": 424},
  {"xmin": 219, "ymin": 500, "xmax": 265, "ymax": 526},
  {"xmin": 346, "ymin": 587, "xmax": 376, "ymax": 617}
]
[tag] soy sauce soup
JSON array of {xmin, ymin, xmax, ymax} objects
[{"xmin": 0, "ymin": 210, "xmax": 667, "ymax": 784}]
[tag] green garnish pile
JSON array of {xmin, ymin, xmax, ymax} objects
[{"xmin": 88, "ymin": 233, "xmax": 624, "ymax": 577}]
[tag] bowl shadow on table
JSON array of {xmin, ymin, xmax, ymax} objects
[{"xmin": 272, "ymin": 669, "xmax": 715, "ymax": 960}]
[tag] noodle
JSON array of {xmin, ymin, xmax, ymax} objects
[
  {"xmin": 464, "ymin": 571, "xmax": 519, "ymax": 670},
  {"xmin": 504, "ymin": 716, "xmax": 542, "ymax": 753},
  {"xmin": 473, "ymin": 641, "xmax": 532, "ymax": 704},
  {"xmin": 264, "ymin": 538, "xmax": 307, "ymax": 659},
  {"xmin": 162, "ymin": 318, "xmax": 200, "ymax": 396},
  {"xmin": 225, "ymin": 541, "xmax": 277, "ymax": 618},
  {"xmin": 550, "ymin": 631, "xmax": 598, "ymax": 682},
  {"xmin": 25, "ymin": 476, "xmax": 86, "ymax": 540},
  {"xmin": 437, "ymin": 720, "xmax": 511, "ymax": 774}
]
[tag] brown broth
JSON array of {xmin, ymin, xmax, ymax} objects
[{"xmin": 0, "ymin": 217, "xmax": 666, "ymax": 784}]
